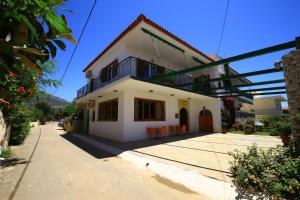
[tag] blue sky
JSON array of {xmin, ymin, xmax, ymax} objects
[{"xmin": 48, "ymin": 0, "xmax": 300, "ymax": 104}]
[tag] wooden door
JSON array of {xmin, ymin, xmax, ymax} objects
[
  {"xmin": 179, "ymin": 108, "xmax": 189, "ymax": 131},
  {"xmin": 199, "ymin": 109, "xmax": 213, "ymax": 132}
]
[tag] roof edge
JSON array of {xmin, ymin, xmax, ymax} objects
[{"xmin": 83, "ymin": 13, "xmax": 214, "ymax": 72}]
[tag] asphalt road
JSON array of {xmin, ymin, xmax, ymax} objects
[{"xmin": 0, "ymin": 124, "xmax": 207, "ymax": 200}]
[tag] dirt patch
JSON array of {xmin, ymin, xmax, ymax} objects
[{"xmin": 152, "ymin": 174, "xmax": 196, "ymax": 194}]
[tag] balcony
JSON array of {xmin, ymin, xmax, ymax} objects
[{"xmin": 77, "ymin": 56, "xmax": 195, "ymax": 99}]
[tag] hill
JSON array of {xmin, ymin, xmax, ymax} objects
[{"xmin": 28, "ymin": 92, "xmax": 70, "ymax": 109}]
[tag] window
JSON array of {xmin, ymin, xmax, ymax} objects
[
  {"xmin": 134, "ymin": 98, "xmax": 165, "ymax": 121},
  {"xmin": 98, "ymin": 99, "xmax": 118, "ymax": 121}
]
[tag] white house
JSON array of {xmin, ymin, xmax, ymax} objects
[{"xmin": 75, "ymin": 14, "xmax": 253, "ymax": 142}]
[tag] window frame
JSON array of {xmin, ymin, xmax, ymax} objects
[
  {"xmin": 134, "ymin": 97, "xmax": 166, "ymax": 121},
  {"xmin": 97, "ymin": 98, "xmax": 118, "ymax": 121}
]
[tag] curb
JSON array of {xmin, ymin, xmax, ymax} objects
[{"xmin": 73, "ymin": 134, "xmax": 236, "ymax": 200}]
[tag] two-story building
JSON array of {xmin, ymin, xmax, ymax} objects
[{"xmin": 76, "ymin": 14, "xmax": 253, "ymax": 142}]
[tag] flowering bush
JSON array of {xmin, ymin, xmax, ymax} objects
[
  {"xmin": 3, "ymin": 103, "xmax": 31, "ymax": 145},
  {"xmin": 229, "ymin": 144, "xmax": 300, "ymax": 199}
]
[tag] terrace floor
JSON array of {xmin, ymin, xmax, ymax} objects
[{"xmin": 87, "ymin": 132, "xmax": 281, "ymax": 182}]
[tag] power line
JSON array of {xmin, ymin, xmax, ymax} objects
[
  {"xmin": 53, "ymin": 0, "xmax": 98, "ymax": 95},
  {"xmin": 216, "ymin": 0, "xmax": 230, "ymax": 55}
]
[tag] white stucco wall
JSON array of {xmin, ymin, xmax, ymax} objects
[
  {"xmin": 88, "ymin": 92, "xmax": 125, "ymax": 141},
  {"xmin": 122, "ymin": 90, "xmax": 221, "ymax": 142}
]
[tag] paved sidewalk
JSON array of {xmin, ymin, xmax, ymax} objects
[{"xmin": 0, "ymin": 124, "xmax": 207, "ymax": 200}]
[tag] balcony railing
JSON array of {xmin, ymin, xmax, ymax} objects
[{"xmin": 77, "ymin": 57, "xmax": 194, "ymax": 98}]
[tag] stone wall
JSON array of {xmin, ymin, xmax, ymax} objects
[
  {"xmin": 0, "ymin": 110, "xmax": 10, "ymax": 154},
  {"xmin": 282, "ymin": 49, "xmax": 300, "ymax": 154}
]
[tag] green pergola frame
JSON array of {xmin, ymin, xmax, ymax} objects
[
  {"xmin": 204, "ymin": 79, "xmax": 285, "ymax": 91},
  {"xmin": 142, "ymin": 30, "xmax": 299, "ymax": 98},
  {"xmin": 215, "ymin": 91, "xmax": 287, "ymax": 98},
  {"xmin": 211, "ymin": 86, "xmax": 286, "ymax": 95},
  {"xmin": 176, "ymin": 67, "xmax": 283, "ymax": 87},
  {"xmin": 150, "ymin": 37, "xmax": 299, "ymax": 81}
]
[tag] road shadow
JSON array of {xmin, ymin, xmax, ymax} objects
[
  {"xmin": 87, "ymin": 132, "xmax": 212, "ymax": 151},
  {"xmin": 60, "ymin": 131, "xmax": 232, "ymax": 179},
  {"xmin": 60, "ymin": 133, "xmax": 115, "ymax": 159},
  {"xmin": 0, "ymin": 158, "xmax": 29, "ymax": 168}
]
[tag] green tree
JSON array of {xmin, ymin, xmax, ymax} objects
[
  {"xmin": 0, "ymin": 0, "xmax": 76, "ymax": 106},
  {"xmin": 55, "ymin": 104, "xmax": 77, "ymax": 119},
  {"xmin": 35, "ymin": 101, "xmax": 54, "ymax": 123},
  {"xmin": 0, "ymin": 0, "xmax": 75, "ymax": 146}
]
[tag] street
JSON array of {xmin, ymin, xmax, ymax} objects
[{"xmin": 0, "ymin": 124, "xmax": 207, "ymax": 200}]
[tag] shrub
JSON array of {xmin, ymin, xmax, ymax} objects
[
  {"xmin": 28, "ymin": 109, "xmax": 43, "ymax": 122},
  {"xmin": 270, "ymin": 128, "xmax": 279, "ymax": 136},
  {"xmin": 275, "ymin": 121, "xmax": 292, "ymax": 136},
  {"xmin": 222, "ymin": 122, "xmax": 228, "ymax": 128},
  {"xmin": 0, "ymin": 147, "xmax": 12, "ymax": 158},
  {"xmin": 3, "ymin": 103, "xmax": 31, "ymax": 145},
  {"xmin": 229, "ymin": 144, "xmax": 300, "ymax": 200}
]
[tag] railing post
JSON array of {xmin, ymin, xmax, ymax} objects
[{"xmin": 282, "ymin": 47, "xmax": 300, "ymax": 155}]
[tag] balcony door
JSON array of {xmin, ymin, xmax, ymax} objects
[{"xmin": 136, "ymin": 59, "xmax": 164, "ymax": 79}]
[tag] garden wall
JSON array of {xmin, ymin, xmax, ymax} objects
[{"xmin": 0, "ymin": 110, "xmax": 10, "ymax": 154}]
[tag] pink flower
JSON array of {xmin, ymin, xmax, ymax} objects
[{"xmin": 8, "ymin": 71, "xmax": 14, "ymax": 78}]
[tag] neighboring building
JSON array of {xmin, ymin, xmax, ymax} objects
[
  {"xmin": 209, "ymin": 54, "xmax": 255, "ymax": 126},
  {"xmin": 75, "ymin": 14, "xmax": 253, "ymax": 142},
  {"xmin": 254, "ymin": 95, "xmax": 287, "ymax": 121}
]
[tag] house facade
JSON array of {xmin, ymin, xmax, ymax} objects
[
  {"xmin": 254, "ymin": 95, "xmax": 287, "ymax": 121},
  {"xmin": 75, "ymin": 14, "xmax": 253, "ymax": 142}
]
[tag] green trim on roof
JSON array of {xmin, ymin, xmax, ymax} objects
[
  {"xmin": 141, "ymin": 28, "xmax": 185, "ymax": 53},
  {"xmin": 192, "ymin": 56, "xmax": 206, "ymax": 65}
]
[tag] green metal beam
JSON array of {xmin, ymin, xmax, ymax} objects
[
  {"xmin": 177, "ymin": 67, "xmax": 283, "ymax": 87},
  {"xmin": 215, "ymin": 91, "xmax": 286, "ymax": 98},
  {"xmin": 141, "ymin": 28, "xmax": 185, "ymax": 53},
  {"xmin": 203, "ymin": 79, "xmax": 285, "ymax": 91},
  {"xmin": 212, "ymin": 86, "xmax": 286, "ymax": 95},
  {"xmin": 151, "ymin": 39, "xmax": 296, "ymax": 80}
]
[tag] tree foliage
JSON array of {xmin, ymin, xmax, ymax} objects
[
  {"xmin": 0, "ymin": 0, "xmax": 76, "ymax": 106},
  {"xmin": 55, "ymin": 104, "xmax": 77, "ymax": 119}
]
